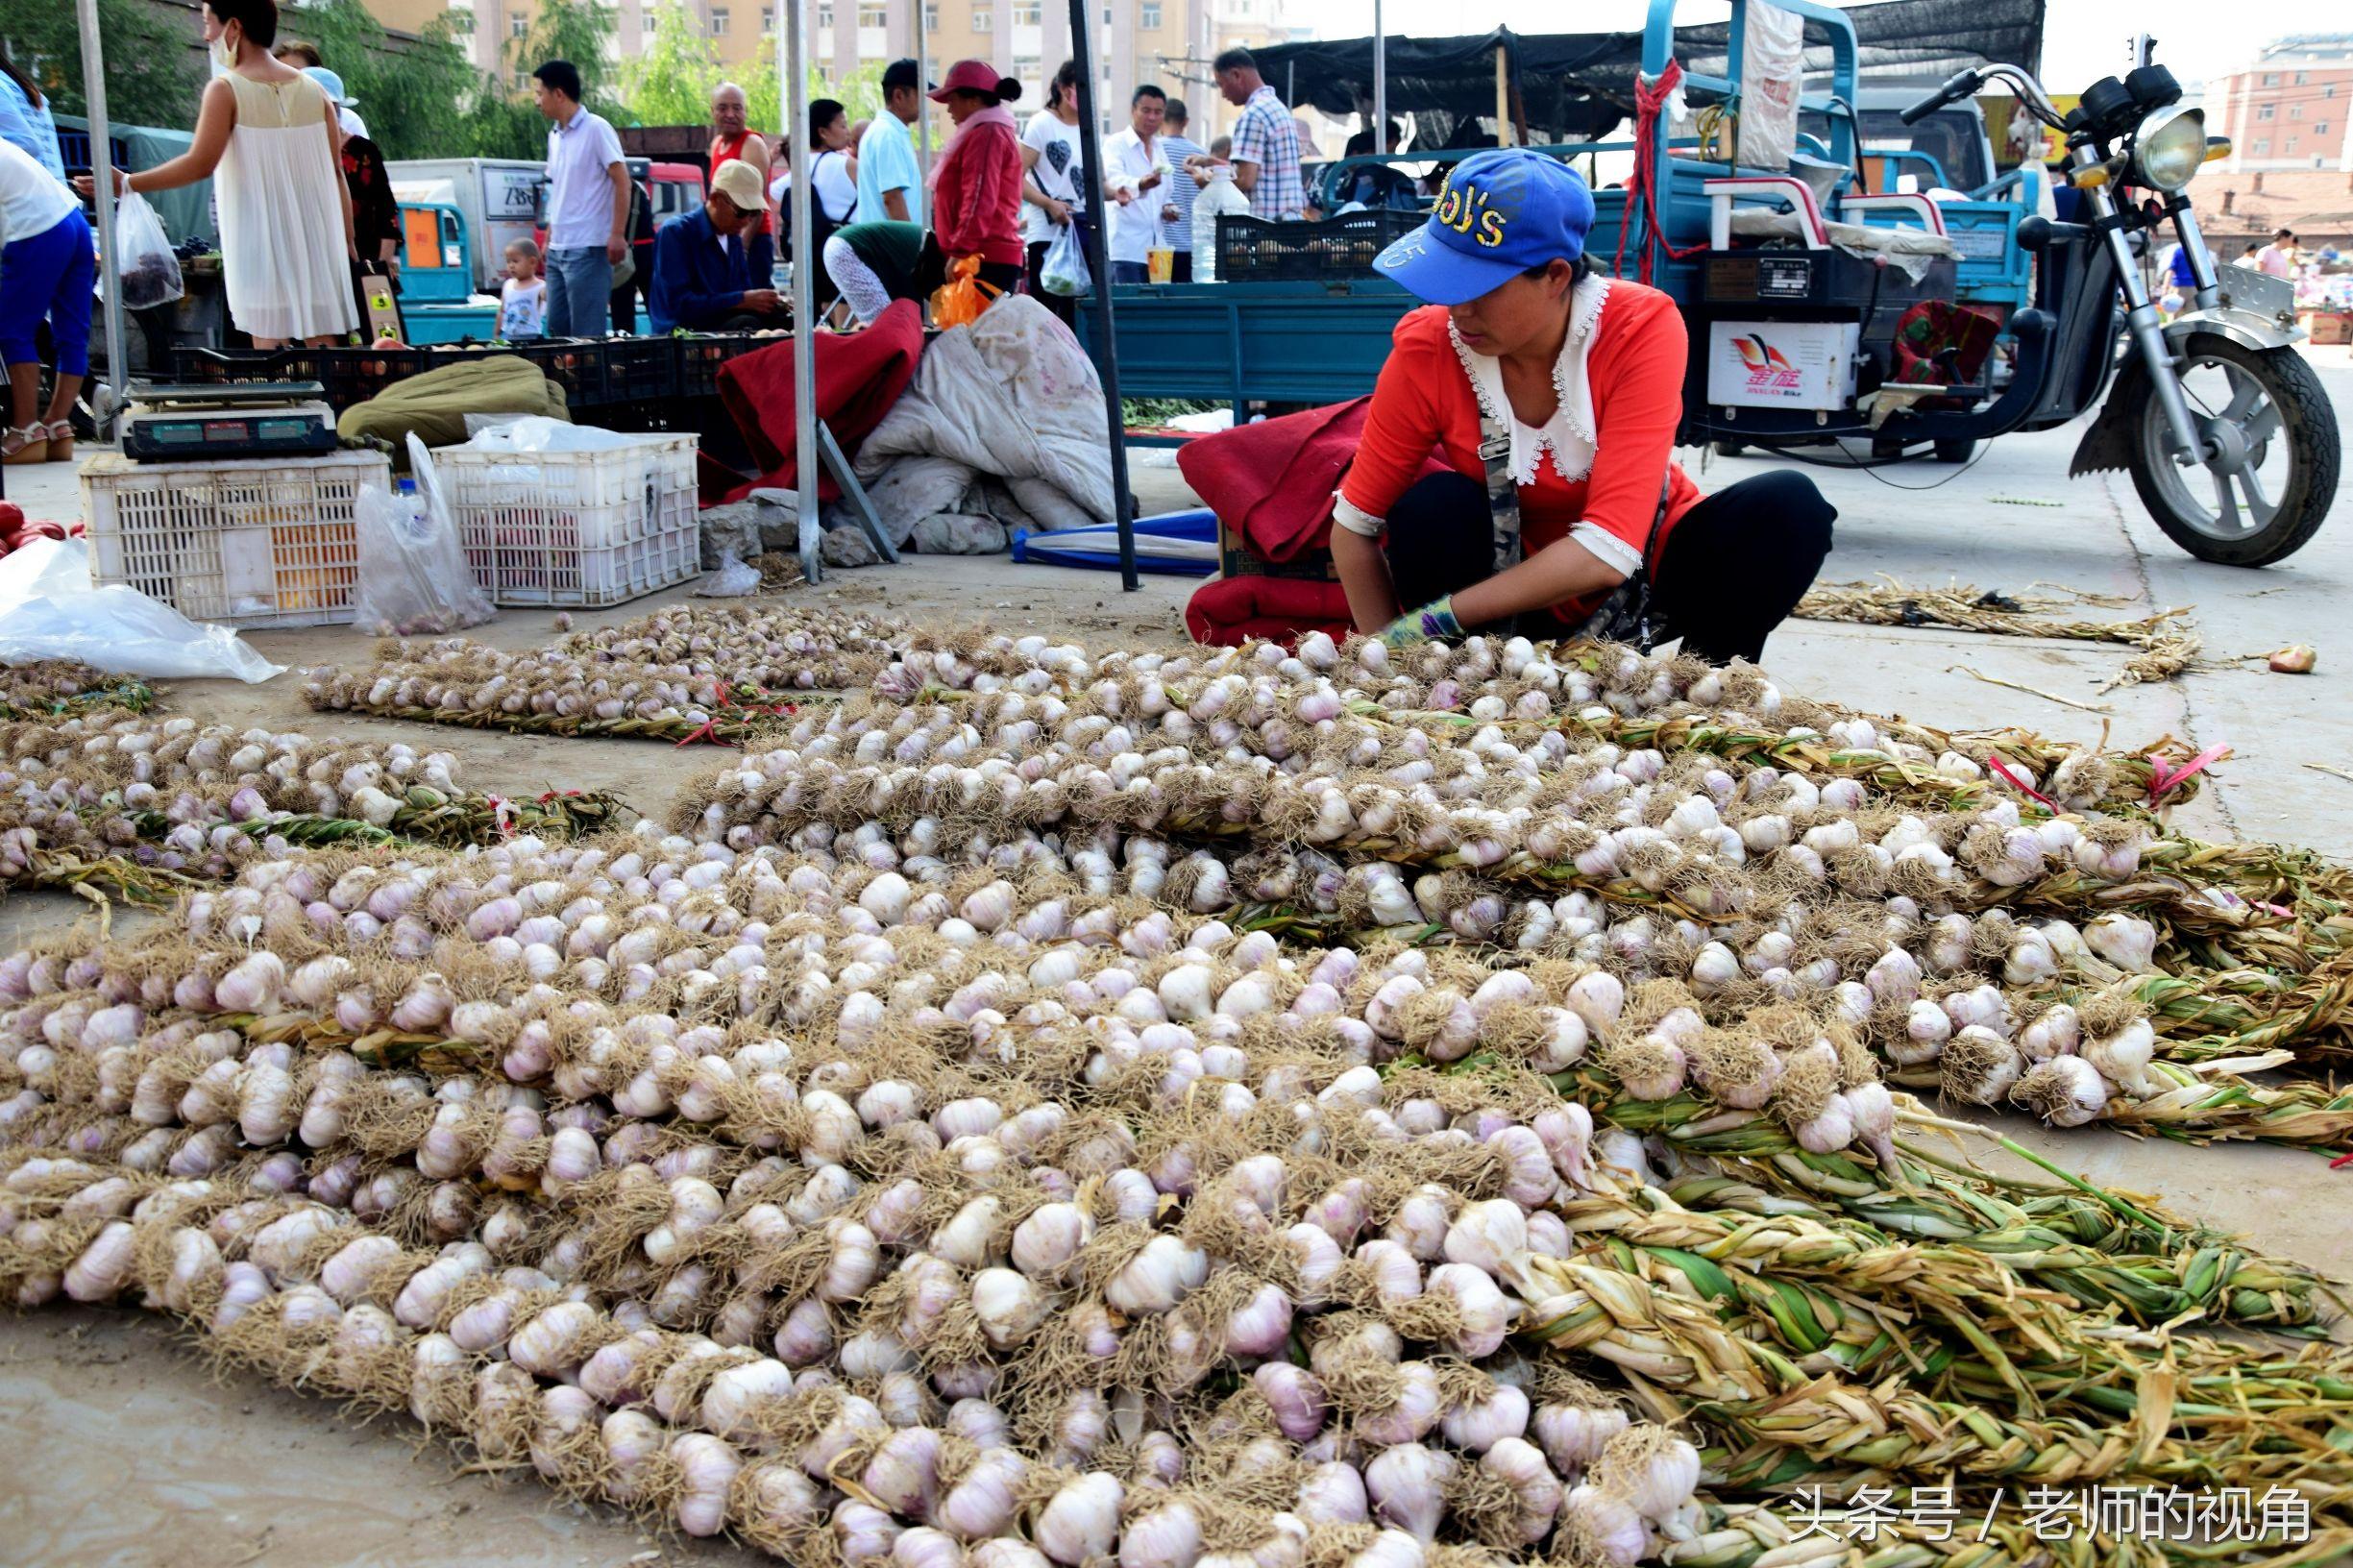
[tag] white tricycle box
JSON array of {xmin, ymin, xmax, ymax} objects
[{"xmin": 1704, "ymin": 320, "xmax": 1861, "ymax": 410}]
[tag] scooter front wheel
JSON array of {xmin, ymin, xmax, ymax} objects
[{"xmin": 2127, "ymin": 335, "xmax": 2338, "ymax": 566}]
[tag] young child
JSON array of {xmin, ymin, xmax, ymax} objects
[{"xmin": 499, "ymin": 238, "xmax": 547, "ymax": 340}]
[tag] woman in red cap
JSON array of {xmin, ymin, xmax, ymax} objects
[{"xmin": 918, "ymin": 61, "xmax": 1027, "ymax": 306}]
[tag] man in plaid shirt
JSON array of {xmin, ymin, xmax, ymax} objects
[{"xmin": 1199, "ymin": 47, "xmax": 1304, "ymax": 220}]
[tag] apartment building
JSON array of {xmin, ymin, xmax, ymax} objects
[
  {"xmin": 2205, "ymin": 34, "xmax": 2353, "ymax": 173},
  {"xmin": 366, "ymin": 0, "xmax": 1289, "ymax": 135}
]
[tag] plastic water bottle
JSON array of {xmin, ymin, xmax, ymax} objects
[{"xmin": 772, "ymin": 259, "xmax": 791, "ymax": 293}]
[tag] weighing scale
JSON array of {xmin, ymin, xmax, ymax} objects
[{"xmin": 118, "ymin": 380, "xmax": 340, "ymax": 462}]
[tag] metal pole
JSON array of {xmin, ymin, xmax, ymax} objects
[
  {"xmin": 1067, "ymin": 0, "xmax": 1138, "ymax": 592},
  {"xmin": 77, "ymin": 0, "xmax": 129, "ymax": 436},
  {"xmin": 1493, "ymin": 45, "xmax": 1510, "ymax": 147},
  {"xmin": 1372, "ymin": 0, "xmax": 1385, "ymax": 158},
  {"xmin": 785, "ymin": 0, "xmax": 820, "ymax": 581},
  {"xmin": 916, "ymin": 4, "xmax": 932, "ymax": 187}
]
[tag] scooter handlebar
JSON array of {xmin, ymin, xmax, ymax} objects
[{"xmin": 1900, "ymin": 69, "xmax": 1982, "ymax": 125}]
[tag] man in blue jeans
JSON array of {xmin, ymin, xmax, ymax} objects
[{"xmin": 532, "ymin": 60, "xmax": 629, "ymax": 337}]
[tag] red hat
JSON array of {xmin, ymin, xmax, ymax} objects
[{"xmin": 931, "ymin": 59, "xmax": 1008, "ymax": 103}]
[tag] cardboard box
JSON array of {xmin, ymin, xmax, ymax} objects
[
  {"xmin": 1218, "ymin": 514, "xmax": 1340, "ymax": 581},
  {"xmin": 2300, "ymin": 309, "xmax": 2353, "ymax": 347},
  {"xmin": 1705, "ymin": 319, "xmax": 1861, "ymax": 410}
]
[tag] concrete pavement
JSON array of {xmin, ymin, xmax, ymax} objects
[{"xmin": 3, "ymin": 347, "xmax": 2346, "ymax": 855}]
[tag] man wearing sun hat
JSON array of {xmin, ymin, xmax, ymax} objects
[
  {"xmin": 649, "ymin": 159, "xmax": 781, "ymax": 333},
  {"xmin": 1326, "ymin": 147, "xmax": 1835, "ymax": 663}
]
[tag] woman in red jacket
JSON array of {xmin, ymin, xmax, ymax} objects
[
  {"xmin": 919, "ymin": 60, "xmax": 1027, "ymax": 304},
  {"xmin": 1335, "ymin": 148, "xmax": 1833, "ymax": 663}
]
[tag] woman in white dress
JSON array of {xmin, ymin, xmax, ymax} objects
[{"xmin": 78, "ymin": 0, "xmax": 355, "ymax": 348}]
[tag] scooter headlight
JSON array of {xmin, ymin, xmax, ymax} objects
[{"xmin": 2133, "ymin": 105, "xmax": 2207, "ymax": 192}]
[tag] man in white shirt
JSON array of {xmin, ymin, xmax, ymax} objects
[
  {"xmin": 1103, "ymin": 85, "xmax": 1170, "ymax": 285},
  {"xmin": 533, "ymin": 59, "xmax": 629, "ymax": 337}
]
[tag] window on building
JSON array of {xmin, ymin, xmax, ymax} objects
[
  {"xmin": 2286, "ymin": 135, "xmax": 2299, "ymax": 152},
  {"xmin": 818, "ymin": 1, "xmax": 834, "ymax": 25},
  {"xmin": 761, "ymin": 7, "xmax": 773, "ymax": 32},
  {"xmin": 514, "ymin": 66, "xmax": 531, "ymax": 88},
  {"xmin": 972, "ymin": 5, "xmax": 993, "ymax": 29},
  {"xmin": 2293, "ymin": 70, "xmax": 2308, "ymax": 85},
  {"xmin": 2252, "ymin": 138, "xmax": 2269, "ymax": 154},
  {"xmin": 2317, "ymin": 121, "xmax": 2331, "ymax": 136},
  {"xmin": 447, "ymin": 7, "xmax": 474, "ymax": 33},
  {"xmin": 1141, "ymin": 1, "xmax": 1161, "ymax": 24},
  {"xmin": 712, "ymin": 8, "xmax": 729, "ymax": 34},
  {"xmin": 510, "ymin": 12, "xmax": 528, "ymax": 37},
  {"xmin": 1012, "ymin": 54, "xmax": 1039, "ymax": 80},
  {"xmin": 2290, "ymin": 104, "xmax": 2303, "ymax": 119},
  {"xmin": 2262, "ymin": 72, "xmax": 2279, "ymax": 86},
  {"xmin": 1011, "ymin": 0, "xmax": 1040, "ymax": 20},
  {"xmin": 924, "ymin": 2, "xmax": 939, "ymax": 29},
  {"xmin": 859, "ymin": 2, "xmax": 887, "ymax": 22},
  {"xmin": 2258, "ymin": 104, "xmax": 2275, "ymax": 119},
  {"xmin": 2326, "ymin": 84, "xmax": 2339, "ymax": 98}
]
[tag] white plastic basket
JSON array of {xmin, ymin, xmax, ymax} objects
[
  {"xmin": 430, "ymin": 433, "xmax": 700, "ymax": 607},
  {"xmin": 81, "ymin": 451, "xmax": 388, "ymax": 628}
]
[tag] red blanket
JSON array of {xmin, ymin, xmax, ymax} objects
[
  {"xmin": 1175, "ymin": 398, "xmax": 1450, "ymax": 564},
  {"xmin": 713, "ymin": 301, "xmax": 925, "ymax": 505},
  {"xmin": 1185, "ymin": 575, "xmax": 1351, "ymax": 648}
]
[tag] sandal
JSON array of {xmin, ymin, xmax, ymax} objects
[
  {"xmin": 42, "ymin": 420, "xmax": 72, "ymax": 462},
  {"xmin": 1, "ymin": 426, "xmax": 47, "ymax": 465}
]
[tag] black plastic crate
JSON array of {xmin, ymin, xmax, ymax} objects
[
  {"xmin": 506, "ymin": 338, "xmax": 602, "ymax": 404},
  {"xmin": 170, "ymin": 347, "xmax": 292, "ymax": 386},
  {"xmin": 164, "ymin": 346, "xmax": 426, "ymax": 412},
  {"xmin": 1216, "ymin": 209, "xmax": 1423, "ymax": 282},
  {"xmin": 597, "ymin": 336, "xmax": 678, "ymax": 405},
  {"xmin": 676, "ymin": 332, "xmax": 772, "ymax": 399}
]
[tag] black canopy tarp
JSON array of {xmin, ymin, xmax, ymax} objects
[{"xmin": 1252, "ymin": 0, "xmax": 2044, "ymax": 142}]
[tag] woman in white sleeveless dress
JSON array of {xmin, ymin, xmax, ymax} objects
[{"xmin": 79, "ymin": 0, "xmax": 355, "ymax": 348}]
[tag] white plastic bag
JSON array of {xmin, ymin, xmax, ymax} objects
[
  {"xmin": 105, "ymin": 191, "xmax": 184, "ymax": 310},
  {"xmin": 350, "ymin": 440, "xmax": 496, "ymax": 635},
  {"xmin": 692, "ymin": 551, "xmax": 762, "ymax": 597},
  {"xmin": 1041, "ymin": 222, "xmax": 1091, "ymax": 298},
  {"xmin": 0, "ymin": 538, "xmax": 282, "ymax": 682}
]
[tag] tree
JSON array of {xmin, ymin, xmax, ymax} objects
[
  {"xmin": 613, "ymin": 6, "xmax": 884, "ymax": 141},
  {"xmin": 448, "ymin": 0, "xmax": 627, "ymax": 158},
  {"xmin": 1, "ymin": 0, "xmax": 202, "ymax": 130},
  {"xmin": 272, "ymin": 0, "xmax": 477, "ymax": 160},
  {"xmin": 619, "ymin": 3, "xmax": 723, "ymax": 130}
]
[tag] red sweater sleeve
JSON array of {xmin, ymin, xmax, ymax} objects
[
  {"xmin": 1336, "ymin": 307, "xmax": 1458, "ymax": 527},
  {"xmin": 1579, "ymin": 285, "xmax": 1689, "ymax": 559}
]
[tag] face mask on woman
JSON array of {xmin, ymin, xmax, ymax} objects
[{"xmin": 210, "ymin": 24, "xmax": 239, "ymax": 74}]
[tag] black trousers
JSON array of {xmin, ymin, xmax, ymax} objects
[
  {"xmin": 910, "ymin": 235, "xmax": 1025, "ymax": 306},
  {"xmin": 1383, "ymin": 469, "xmax": 1835, "ymax": 664}
]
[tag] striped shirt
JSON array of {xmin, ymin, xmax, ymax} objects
[
  {"xmin": 1160, "ymin": 134, "xmax": 1206, "ymax": 251},
  {"xmin": 1229, "ymin": 86, "xmax": 1304, "ymax": 220}
]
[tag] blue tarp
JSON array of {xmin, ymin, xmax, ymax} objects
[{"xmin": 1012, "ymin": 509, "xmax": 1219, "ymax": 576}]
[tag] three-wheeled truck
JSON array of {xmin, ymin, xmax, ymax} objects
[{"xmin": 1086, "ymin": 0, "xmax": 2336, "ymax": 565}]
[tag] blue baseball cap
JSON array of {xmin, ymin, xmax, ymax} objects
[
  {"xmin": 304, "ymin": 66, "xmax": 357, "ymax": 108},
  {"xmin": 1373, "ymin": 149, "xmax": 1597, "ymax": 306}
]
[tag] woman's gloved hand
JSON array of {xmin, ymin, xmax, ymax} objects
[{"xmin": 1378, "ymin": 597, "xmax": 1463, "ymax": 649}]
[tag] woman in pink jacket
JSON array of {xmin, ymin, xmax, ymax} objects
[{"xmin": 918, "ymin": 60, "xmax": 1027, "ymax": 305}]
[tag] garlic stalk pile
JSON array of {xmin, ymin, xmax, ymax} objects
[
  {"xmin": 0, "ymin": 659, "xmax": 156, "ymax": 722},
  {"xmin": 0, "ymin": 712, "xmax": 621, "ymax": 897}
]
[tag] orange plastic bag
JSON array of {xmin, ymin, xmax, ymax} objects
[{"xmin": 930, "ymin": 256, "xmax": 1003, "ymax": 328}]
